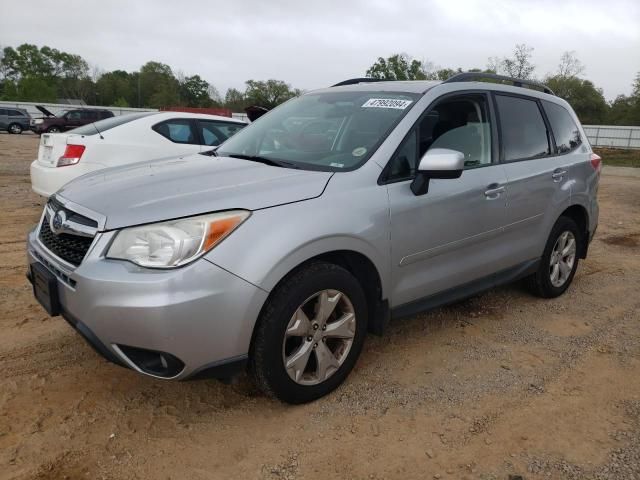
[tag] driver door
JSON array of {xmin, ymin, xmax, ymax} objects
[{"xmin": 384, "ymin": 92, "xmax": 510, "ymax": 308}]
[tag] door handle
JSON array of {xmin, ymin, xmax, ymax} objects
[
  {"xmin": 484, "ymin": 185, "xmax": 505, "ymax": 198},
  {"xmin": 552, "ymin": 169, "xmax": 567, "ymax": 181}
]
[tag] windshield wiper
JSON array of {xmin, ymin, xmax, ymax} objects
[
  {"xmin": 226, "ymin": 153, "xmax": 299, "ymax": 169},
  {"xmin": 200, "ymin": 147, "xmax": 219, "ymax": 156}
]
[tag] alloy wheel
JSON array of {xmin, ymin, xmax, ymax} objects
[
  {"xmin": 282, "ymin": 289, "xmax": 356, "ymax": 386},
  {"xmin": 549, "ymin": 231, "xmax": 576, "ymax": 287}
]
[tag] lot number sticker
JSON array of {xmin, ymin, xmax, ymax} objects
[{"xmin": 362, "ymin": 98, "xmax": 413, "ymax": 109}]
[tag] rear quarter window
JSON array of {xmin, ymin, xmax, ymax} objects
[{"xmin": 542, "ymin": 101, "xmax": 581, "ymax": 153}]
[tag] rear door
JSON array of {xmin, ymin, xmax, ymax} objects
[
  {"xmin": 496, "ymin": 93, "xmax": 573, "ymax": 264},
  {"xmin": 0, "ymin": 109, "xmax": 7, "ymax": 128},
  {"xmin": 385, "ymin": 92, "xmax": 510, "ymax": 307}
]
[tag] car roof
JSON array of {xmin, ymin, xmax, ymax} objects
[
  {"xmin": 313, "ymin": 80, "xmax": 441, "ymax": 95},
  {"xmin": 149, "ymin": 111, "xmax": 246, "ymax": 123}
]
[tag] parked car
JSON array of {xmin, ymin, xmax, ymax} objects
[
  {"xmin": 30, "ymin": 111, "xmax": 246, "ymax": 197},
  {"xmin": 0, "ymin": 107, "xmax": 31, "ymax": 134},
  {"xmin": 30, "ymin": 106, "xmax": 115, "ymax": 134},
  {"xmin": 26, "ymin": 73, "xmax": 600, "ymax": 404}
]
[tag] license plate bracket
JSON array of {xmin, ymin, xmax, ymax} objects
[{"xmin": 31, "ymin": 263, "xmax": 61, "ymax": 316}]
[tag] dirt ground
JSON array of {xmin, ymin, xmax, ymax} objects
[{"xmin": 1, "ymin": 132, "xmax": 639, "ymax": 480}]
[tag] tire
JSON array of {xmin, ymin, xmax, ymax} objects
[
  {"xmin": 8, "ymin": 123, "xmax": 23, "ymax": 134},
  {"xmin": 527, "ymin": 216, "xmax": 581, "ymax": 298},
  {"xmin": 46, "ymin": 126, "xmax": 61, "ymax": 133},
  {"xmin": 250, "ymin": 262, "xmax": 368, "ymax": 404}
]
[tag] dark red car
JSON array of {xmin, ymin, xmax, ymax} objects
[{"xmin": 30, "ymin": 106, "xmax": 114, "ymax": 134}]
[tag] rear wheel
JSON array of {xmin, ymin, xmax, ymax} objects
[
  {"xmin": 46, "ymin": 126, "xmax": 61, "ymax": 133},
  {"xmin": 8, "ymin": 123, "xmax": 22, "ymax": 134},
  {"xmin": 527, "ymin": 216, "xmax": 581, "ymax": 298},
  {"xmin": 250, "ymin": 262, "xmax": 367, "ymax": 404}
]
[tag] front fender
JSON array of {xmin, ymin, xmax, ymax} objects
[{"xmin": 204, "ymin": 191, "xmax": 391, "ymax": 300}]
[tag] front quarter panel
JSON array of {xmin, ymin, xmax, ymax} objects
[{"xmin": 205, "ymin": 166, "xmax": 391, "ymax": 299}]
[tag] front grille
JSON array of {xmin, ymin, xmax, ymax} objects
[{"xmin": 38, "ymin": 215, "xmax": 94, "ymax": 266}]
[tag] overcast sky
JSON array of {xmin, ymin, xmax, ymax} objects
[{"xmin": 1, "ymin": 0, "xmax": 638, "ymax": 100}]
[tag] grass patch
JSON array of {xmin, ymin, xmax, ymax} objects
[{"xmin": 594, "ymin": 148, "xmax": 640, "ymax": 168}]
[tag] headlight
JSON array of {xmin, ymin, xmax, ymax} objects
[
  {"xmin": 106, "ymin": 210, "xmax": 250, "ymax": 268},
  {"xmin": 34, "ymin": 119, "xmax": 44, "ymax": 124}
]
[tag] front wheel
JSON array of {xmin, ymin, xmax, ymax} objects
[
  {"xmin": 8, "ymin": 123, "xmax": 23, "ymax": 134},
  {"xmin": 527, "ymin": 216, "xmax": 581, "ymax": 298},
  {"xmin": 46, "ymin": 126, "xmax": 61, "ymax": 133},
  {"xmin": 250, "ymin": 262, "xmax": 368, "ymax": 404}
]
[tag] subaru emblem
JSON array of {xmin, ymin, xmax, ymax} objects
[{"xmin": 50, "ymin": 210, "xmax": 66, "ymax": 234}]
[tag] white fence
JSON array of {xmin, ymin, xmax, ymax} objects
[
  {"xmin": 583, "ymin": 125, "xmax": 640, "ymax": 149},
  {"xmin": 0, "ymin": 100, "xmax": 156, "ymax": 118}
]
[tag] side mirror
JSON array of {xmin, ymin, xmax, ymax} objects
[{"xmin": 410, "ymin": 148, "xmax": 464, "ymax": 196}]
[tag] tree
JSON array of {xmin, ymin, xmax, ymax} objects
[
  {"xmin": 366, "ymin": 53, "xmax": 429, "ymax": 80},
  {"xmin": 607, "ymin": 72, "xmax": 640, "ymax": 125},
  {"xmin": 138, "ymin": 61, "xmax": 180, "ymax": 108},
  {"xmin": 95, "ymin": 70, "xmax": 135, "ymax": 106},
  {"xmin": 224, "ymin": 88, "xmax": 246, "ymax": 111},
  {"xmin": 180, "ymin": 74, "xmax": 212, "ymax": 107},
  {"xmin": 557, "ymin": 51, "xmax": 585, "ymax": 78},
  {"xmin": 244, "ymin": 79, "xmax": 300, "ymax": 109},
  {"xmin": 545, "ymin": 75, "xmax": 609, "ymax": 124},
  {"xmin": 488, "ymin": 44, "xmax": 536, "ymax": 79}
]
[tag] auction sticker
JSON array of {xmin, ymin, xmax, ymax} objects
[{"xmin": 362, "ymin": 98, "xmax": 413, "ymax": 109}]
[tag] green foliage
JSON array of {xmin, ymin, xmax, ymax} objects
[
  {"xmin": 224, "ymin": 88, "xmax": 247, "ymax": 112},
  {"xmin": 545, "ymin": 75, "xmax": 608, "ymax": 124},
  {"xmin": 180, "ymin": 74, "xmax": 212, "ymax": 107},
  {"xmin": 139, "ymin": 61, "xmax": 180, "ymax": 108},
  {"xmin": 244, "ymin": 79, "xmax": 300, "ymax": 110},
  {"xmin": 0, "ymin": 77, "xmax": 57, "ymax": 102},
  {"xmin": 366, "ymin": 54, "xmax": 428, "ymax": 80},
  {"xmin": 606, "ymin": 73, "xmax": 640, "ymax": 125},
  {"xmin": 96, "ymin": 70, "xmax": 135, "ymax": 106}
]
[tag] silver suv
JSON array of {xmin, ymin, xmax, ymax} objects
[{"xmin": 27, "ymin": 73, "xmax": 601, "ymax": 403}]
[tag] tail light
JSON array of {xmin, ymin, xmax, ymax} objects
[
  {"xmin": 57, "ymin": 144, "xmax": 86, "ymax": 167},
  {"xmin": 590, "ymin": 153, "xmax": 602, "ymax": 173}
]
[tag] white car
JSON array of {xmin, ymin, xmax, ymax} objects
[{"xmin": 30, "ymin": 112, "xmax": 246, "ymax": 197}]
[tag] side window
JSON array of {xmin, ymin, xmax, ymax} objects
[
  {"xmin": 9, "ymin": 110, "xmax": 24, "ymax": 116},
  {"xmin": 543, "ymin": 101, "xmax": 581, "ymax": 153},
  {"xmin": 153, "ymin": 119, "xmax": 197, "ymax": 144},
  {"xmin": 198, "ymin": 121, "xmax": 245, "ymax": 146},
  {"xmin": 0, "ymin": 109, "xmax": 6, "ymax": 115},
  {"xmin": 66, "ymin": 111, "xmax": 82, "ymax": 121},
  {"xmin": 384, "ymin": 94, "xmax": 493, "ymax": 182},
  {"xmin": 495, "ymin": 95, "xmax": 550, "ymax": 161}
]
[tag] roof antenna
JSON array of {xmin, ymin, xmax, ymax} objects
[{"xmin": 90, "ymin": 120, "xmax": 104, "ymax": 139}]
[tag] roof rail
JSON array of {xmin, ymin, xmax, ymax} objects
[
  {"xmin": 331, "ymin": 77, "xmax": 384, "ymax": 87},
  {"xmin": 443, "ymin": 72, "xmax": 555, "ymax": 95}
]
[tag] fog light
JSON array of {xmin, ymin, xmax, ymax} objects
[{"xmin": 116, "ymin": 345, "xmax": 184, "ymax": 378}]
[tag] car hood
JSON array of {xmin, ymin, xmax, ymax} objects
[
  {"xmin": 57, "ymin": 154, "xmax": 333, "ymax": 230},
  {"xmin": 35, "ymin": 105, "xmax": 56, "ymax": 117}
]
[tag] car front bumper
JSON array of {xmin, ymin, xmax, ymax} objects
[{"xmin": 26, "ymin": 227, "xmax": 269, "ymax": 380}]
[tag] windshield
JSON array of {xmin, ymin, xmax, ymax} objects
[{"xmin": 217, "ymin": 90, "xmax": 420, "ymax": 171}]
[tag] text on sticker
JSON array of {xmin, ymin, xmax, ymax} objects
[{"xmin": 362, "ymin": 98, "xmax": 413, "ymax": 109}]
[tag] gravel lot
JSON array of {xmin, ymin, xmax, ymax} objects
[{"xmin": 1, "ymin": 132, "xmax": 639, "ymax": 480}]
